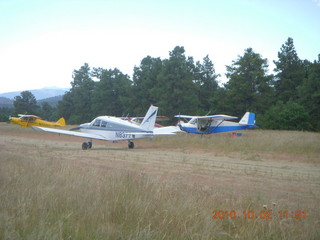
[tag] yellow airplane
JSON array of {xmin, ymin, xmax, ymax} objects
[{"xmin": 9, "ymin": 114, "xmax": 66, "ymax": 127}]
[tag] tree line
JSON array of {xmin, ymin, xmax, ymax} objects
[{"xmin": 6, "ymin": 37, "xmax": 320, "ymax": 131}]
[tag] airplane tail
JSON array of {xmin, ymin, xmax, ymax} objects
[
  {"xmin": 56, "ymin": 117, "xmax": 66, "ymax": 126},
  {"xmin": 140, "ymin": 105, "xmax": 158, "ymax": 131},
  {"xmin": 239, "ymin": 112, "xmax": 255, "ymax": 126}
]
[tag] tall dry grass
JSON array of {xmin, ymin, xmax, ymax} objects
[
  {"xmin": 154, "ymin": 130, "xmax": 320, "ymax": 160},
  {"xmin": 0, "ymin": 149, "xmax": 319, "ymax": 239}
]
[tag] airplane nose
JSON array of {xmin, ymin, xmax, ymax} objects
[{"xmin": 9, "ymin": 117, "xmax": 19, "ymax": 124}]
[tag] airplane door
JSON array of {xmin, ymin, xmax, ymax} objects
[{"xmin": 197, "ymin": 119, "xmax": 211, "ymax": 132}]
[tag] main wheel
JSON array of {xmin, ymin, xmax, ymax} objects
[
  {"xmin": 128, "ymin": 141, "xmax": 134, "ymax": 149},
  {"xmin": 88, "ymin": 142, "xmax": 92, "ymax": 149},
  {"xmin": 82, "ymin": 142, "xmax": 88, "ymax": 150}
]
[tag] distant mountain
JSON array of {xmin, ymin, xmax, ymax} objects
[
  {"xmin": 0, "ymin": 95, "xmax": 64, "ymax": 109},
  {"xmin": 38, "ymin": 95, "xmax": 64, "ymax": 107},
  {"xmin": 0, "ymin": 97, "xmax": 14, "ymax": 108},
  {"xmin": 0, "ymin": 87, "xmax": 69, "ymax": 100}
]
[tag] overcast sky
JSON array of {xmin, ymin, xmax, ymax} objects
[{"xmin": 0, "ymin": 0, "xmax": 319, "ymax": 93}]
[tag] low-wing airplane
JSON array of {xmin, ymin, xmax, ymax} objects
[
  {"xmin": 174, "ymin": 112, "xmax": 257, "ymax": 134},
  {"xmin": 32, "ymin": 105, "xmax": 180, "ymax": 149},
  {"xmin": 9, "ymin": 114, "xmax": 66, "ymax": 127}
]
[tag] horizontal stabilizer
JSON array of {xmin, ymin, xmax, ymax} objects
[{"xmin": 153, "ymin": 126, "xmax": 181, "ymax": 135}]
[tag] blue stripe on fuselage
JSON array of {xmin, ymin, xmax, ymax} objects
[{"xmin": 181, "ymin": 125, "xmax": 252, "ymax": 134}]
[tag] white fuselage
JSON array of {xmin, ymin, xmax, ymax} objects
[{"xmin": 80, "ymin": 116, "xmax": 151, "ymax": 141}]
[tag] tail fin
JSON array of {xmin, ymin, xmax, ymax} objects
[
  {"xmin": 56, "ymin": 117, "xmax": 66, "ymax": 126},
  {"xmin": 140, "ymin": 105, "xmax": 158, "ymax": 131},
  {"xmin": 239, "ymin": 112, "xmax": 255, "ymax": 125}
]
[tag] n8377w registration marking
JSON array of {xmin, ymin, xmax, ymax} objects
[{"xmin": 115, "ymin": 132, "xmax": 135, "ymax": 139}]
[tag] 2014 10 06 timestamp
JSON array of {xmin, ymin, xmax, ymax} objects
[{"xmin": 212, "ymin": 210, "xmax": 307, "ymax": 220}]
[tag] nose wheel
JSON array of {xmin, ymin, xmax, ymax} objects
[{"xmin": 82, "ymin": 141, "xmax": 92, "ymax": 150}]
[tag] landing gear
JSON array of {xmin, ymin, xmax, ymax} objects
[
  {"xmin": 128, "ymin": 141, "xmax": 134, "ymax": 149},
  {"xmin": 82, "ymin": 142, "xmax": 88, "ymax": 150},
  {"xmin": 82, "ymin": 141, "xmax": 92, "ymax": 150}
]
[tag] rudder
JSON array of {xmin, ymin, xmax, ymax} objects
[
  {"xmin": 239, "ymin": 112, "xmax": 255, "ymax": 125},
  {"xmin": 140, "ymin": 105, "xmax": 158, "ymax": 131},
  {"xmin": 56, "ymin": 117, "xmax": 66, "ymax": 126}
]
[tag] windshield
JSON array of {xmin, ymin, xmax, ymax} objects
[
  {"xmin": 91, "ymin": 119, "xmax": 108, "ymax": 127},
  {"xmin": 92, "ymin": 119, "xmax": 101, "ymax": 127}
]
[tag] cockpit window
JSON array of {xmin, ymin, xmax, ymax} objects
[
  {"xmin": 92, "ymin": 119, "xmax": 101, "ymax": 127},
  {"xmin": 100, "ymin": 121, "xmax": 107, "ymax": 127},
  {"xmin": 190, "ymin": 119, "xmax": 197, "ymax": 125}
]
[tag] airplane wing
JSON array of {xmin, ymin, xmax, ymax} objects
[
  {"xmin": 174, "ymin": 114, "xmax": 238, "ymax": 121},
  {"xmin": 32, "ymin": 125, "xmax": 180, "ymax": 141},
  {"xmin": 19, "ymin": 114, "xmax": 41, "ymax": 119},
  {"xmin": 33, "ymin": 126, "xmax": 156, "ymax": 140},
  {"xmin": 197, "ymin": 115, "xmax": 238, "ymax": 121},
  {"xmin": 32, "ymin": 126, "xmax": 107, "ymax": 140}
]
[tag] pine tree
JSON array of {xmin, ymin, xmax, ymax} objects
[
  {"xmin": 132, "ymin": 56, "xmax": 163, "ymax": 115},
  {"xmin": 56, "ymin": 63, "xmax": 94, "ymax": 123},
  {"xmin": 224, "ymin": 48, "xmax": 274, "ymax": 116},
  {"xmin": 273, "ymin": 37, "xmax": 304, "ymax": 102},
  {"xmin": 298, "ymin": 55, "xmax": 320, "ymax": 131},
  {"xmin": 92, "ymin": 68, "xmax": 132, "ymax": 116},
  {"xmin": 13, "ymin": 91, "xmax": 39, "ymax": 115},
  {"xmin": 195, "ymin": 55, "xmax": 219, "ymax": 114},
  {"xmin": 156, "ymin": 46, "xmax": 199, "ymax": 119}
]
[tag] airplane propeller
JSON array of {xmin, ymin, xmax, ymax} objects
[{"xmin": 176, "ymin": 112, "xmax": 184, "ymax": 131}]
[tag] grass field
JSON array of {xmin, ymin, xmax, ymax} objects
[{"xmin": 0, "ymin": 123, "xmax": 319, "ymax": 239}]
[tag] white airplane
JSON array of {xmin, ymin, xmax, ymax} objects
[
  {"xmin": 32, "ymin": 105, "xmax": 180, "ymax": 149},
  {"xmin": 175, "ymin": 112, "xmax": 257, "ymax": 134}
]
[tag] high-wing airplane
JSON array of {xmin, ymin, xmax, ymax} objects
[
  {"xmin": 9, "ymin": 114, "xmax": 66, "ymax": 127},
  {"xmin": 32, "ymin": 105, "xmax": 180, "ymax": 149},
  {"xmin": 174, "ymin": 112, "xmax": 257, "ymax": 134}
]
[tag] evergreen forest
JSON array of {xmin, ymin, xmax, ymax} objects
[{"xmin": 5, "ymin": 38, "xmax": 320, "ymax": 131}]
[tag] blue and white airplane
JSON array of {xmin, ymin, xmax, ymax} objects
[
  {"xmin": 174, "ymin": 112, "xmax": 256, "ymax": 134},
  {"xmin": 32, "ymin": 105, "xmax": 180, "ymax": 149}
]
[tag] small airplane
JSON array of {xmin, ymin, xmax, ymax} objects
[
  {"xmin": 121, "ymin": 116, "xmax": 169, "ymax": 127},
  {"xmin": 9, "ymin": 114, "xmax": 66, "ymax": 128},
  {"xmin": 174, "ymin": 112, "xmax": 257, "ymax": 134},
  {"xmin": 32, "ymin": 105, "xmax": 180, "ymax": 149}
]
